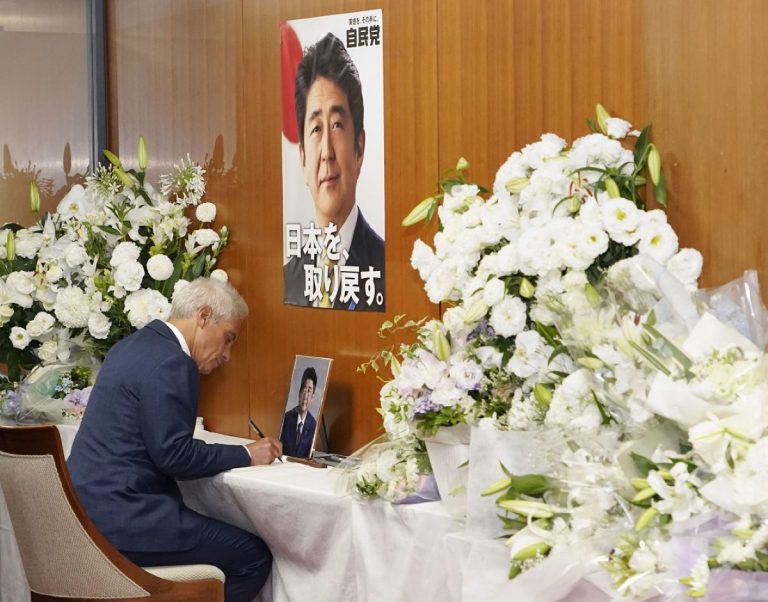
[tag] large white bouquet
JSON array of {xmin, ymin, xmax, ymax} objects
[{"xmin": 0, "ymin": 139, "xmax": 229, "ymax": 418}]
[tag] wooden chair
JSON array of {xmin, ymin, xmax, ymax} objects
[{"xmin": 0, "ymin": 425, "xmax": 224, "ymax": 601}]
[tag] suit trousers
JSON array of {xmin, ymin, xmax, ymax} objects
[{"xmin": 121, "ymin": 515, "xmax": 272, "ymax": 602}]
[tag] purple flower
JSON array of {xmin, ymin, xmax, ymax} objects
[
  {"xmin": 411, "ymin": 395, "xmax": 440, "ymax": 419},
  {"xmin": 63, "ymin": 386, "xmax": 93, "ymax": 408}
]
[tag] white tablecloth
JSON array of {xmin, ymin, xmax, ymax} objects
[{"xmin": 180, "ymin": 430, "xmax": 464, "ymax": 602}]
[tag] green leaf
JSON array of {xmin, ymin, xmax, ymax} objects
[
  {"xmin": 634, "ymin": 126, "xmax": 651, "ymax": 165},
  {"xmin": 653, "ymin": 170, "xmax": 668, "ymax": 207},
  {"xmin": 630, "ymin": 452, "xmax": 658, "ymax": 476}
]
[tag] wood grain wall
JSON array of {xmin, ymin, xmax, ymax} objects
[{"xmin": 99, "ymin": 0, "xmax": 768, "ymax": 453}]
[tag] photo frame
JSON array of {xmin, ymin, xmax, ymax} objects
[{"xmin": 278, "ymin": 355, "xmax": 332, "ymax": 458}]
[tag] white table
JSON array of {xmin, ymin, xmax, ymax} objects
[{"xmin": 179, "ymin": 430, "xmax": 465, "ymax": 602}]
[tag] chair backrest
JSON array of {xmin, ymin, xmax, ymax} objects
[{"xmin": 0, "ymin": 425, "xmax": 222, "ymax": 601}]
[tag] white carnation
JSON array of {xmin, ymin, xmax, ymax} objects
[
  {"xmin": 146, "ymin": 254, "xmax": 174, "ymax": 281},
  {"xmin": 63, "ymin": 242, "xmax": 89, "ymax": 268},
  {"xmin": 210, "ymin": 269, "xmax": 228, "ymax": 283},
  {"xmin": 110, "ymin": 241, "xmax": 141, "ymax": 267},
  {"xmin": 195, "ymin": 202, "xmax": 217, "ymax": 223},
  {"xmin": 114, "ymin": 260, "xmax": 145, "ymax": 292},
  {"xmin": 54, "ymin": 287, "xmax": 90, "ymax": 327},
  {"xmin": 124, "ymin": 289, "xmax": 171, "ymax": 329},
  {"xmin": 10, "ymin": 326, "xmax": 30, "ymax": 350},
  {"xmin": 87, "ymin": 312, "xmax": 112, "ymax": 340},
  {"xmin": 14, "ymin": 230, "xmax": 44, "ymax": 259}
]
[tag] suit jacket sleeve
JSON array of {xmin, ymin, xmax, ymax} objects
[{"xmin": 138, "ymin": 352, "xmax": 249, "ymax": 479}]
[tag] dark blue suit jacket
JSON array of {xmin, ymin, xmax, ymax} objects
[
  {"xmin": 278, "ymin": 408, "xmax": 316, "ymax": 458},
  {"xmin": 67, "ymin": 320, "xmax": 250, "ymax": 553},
  {"xmin": 283, "ymin": 209, "xmax": 385, "ymax": 311}
]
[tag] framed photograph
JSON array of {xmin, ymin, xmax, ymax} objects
[{"xmin": 278, "ymin": 355, "xmax": 332, "ymax": 458}]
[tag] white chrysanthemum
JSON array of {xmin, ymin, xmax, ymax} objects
[
  {"xmin": 110, "ymin": 241, "xmax": 141, "ymax": 267},
  {"xmin": 489, "ymin": 296, "xmax": 527, "ymax": 338},
  {"xmin": 195, "ymin": 202, "xmax": 217, "ymax": 223},
  {"xmin": 14, "ymin": 230, "xmax": 44, "ymax": 259},
  {"xmin": 114, "ymin": 260, "xmax": 145, "ymax": 292},
  {"xmin": 9, "ymin": 326, "xmax": 30, "ymax": 350},
  {"xmin": 210, "ymin": 269, "xmax": 228, "ymax": 283},
  {"xmin": 87, "ymin": 312, "xmax": 112, "ymax": 340},
  {"xmin": 123, "ymin": 289, "xmax": 172, "ymax": 329},
  {"xmin": 54, "ymin": 287, "xmax": 90, "ymax": 327},
  {"xmin": 26, "ymin": 311, "xmax": 55, "ymax": 338},
  {"xmin": 146, "ymin": 254, "xmax": 174, "ymax": 281}
]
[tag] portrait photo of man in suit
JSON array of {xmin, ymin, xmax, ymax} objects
[
  {"xmin": 282, "ymin": 31, "xmax": 385, "ymax": 311},
  {"xmin": 279, "ymin": 366, "xmax": 318, "ymax": 458},
  {"xmin": 67, "ymin": 278, "xmax": 282, "ymax": 602}
]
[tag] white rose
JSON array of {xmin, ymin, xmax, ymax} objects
[
  {"xmin": 489, "ymin": 296, "xmax": 528, "ymax": 338},
  {"xmin": 146, "ymin": 254, "xmax": 174, "ymax": 281},
  {"xmin": 36, "ymin": 339, "xmax": 58, "ymax": 363},
  {"xmin": 605, "ymin": 117, "xmax": 632, "ymax": 139},
  {"xmin": 63, "ymin": 242, "xmax": 89, "ymax": 268},
  {"xmin": 666, "ymin": 248, "xmax": 703, "ymax": 286},
  {"xmin": 10, "ymin": 326, "xmax": 30, "ymax": 350},
  {"xmin": 110, "ymin": 241, "xmax": 141, "ymax": 267},
  {"xmin": 195, "ymin": 202, "xmax": 217, "ymax": 223},
  {"xmin": 124, "ymin": 289, "xmax": 172, "ymax": 329},
  {"xmin": 210, "ymin": 269, "xmax": 228, "ymax": 283},
  {"xmin": 54, "ymin": 287, "xmax": 90, "ymax": 328},
  {"xmin": 482, "ymin": 278, "xmax": 506, "ymax": 307},
  {"xmin": 114, "ymin": 260, "xmax": 145, "ymax": 292},
  {"xmin": 87, "ymin": 312, "xmax": 112, "ymax": 340},
  {"xmin": 5, "ymin": 271, "xmax": 35, "ymax": 308},
  {"xmin": 26, "ymin": 312, "xmax": 55, "ymax": 338}
]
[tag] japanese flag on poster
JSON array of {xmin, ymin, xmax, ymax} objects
[{"xmin": 280, "ymin": 10, "xmax": 385, "ymax": 312}]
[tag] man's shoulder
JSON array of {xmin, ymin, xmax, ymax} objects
[
  {"xmin": 350, "ymin": 210, "xmax": 384, "ymax": 268},
  {"xmin": 283, "ymin": 256, "xmax": 312, "ymax": 305}
]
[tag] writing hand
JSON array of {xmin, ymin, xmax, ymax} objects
[{"xmin": 246, "ymin": 437, "xmax": 283, "ymax": 466}]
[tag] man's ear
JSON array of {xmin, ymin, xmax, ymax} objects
[
  {"xmin": 197, "ymin": 305, "xmax": 213, "ymax": 326},
  {"xmin": 299, "ymin": 142, "xmax": 306, "ymax": 169},
  {"xmin": 355, "ymin": 129, "xmax": 366, "ymax": 176}
]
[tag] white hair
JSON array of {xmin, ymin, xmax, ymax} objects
[{"xmin": 170, "ymin": 277, "xmax": 248, "ymax": 322}]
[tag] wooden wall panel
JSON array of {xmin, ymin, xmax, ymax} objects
[{"xmin": 102, "ymin": 0, "xmax": 768, "ymax": 453}]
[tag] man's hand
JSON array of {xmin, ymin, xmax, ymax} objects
[{"xmin": 246, "ymin": 437, "xmax": 283, "ymax": 466}]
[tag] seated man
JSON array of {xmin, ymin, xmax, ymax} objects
[
  {"xmin": 68, "ymin": 277, "xmax": 282, "ymax": 602},
  {"xmin": 279, "ymin": 367, "xmax": 318, "ymax": 458}
]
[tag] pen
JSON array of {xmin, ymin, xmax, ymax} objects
[{"xmin": 249, "ymin": 418, "xmax": 283, "ymax": 463}]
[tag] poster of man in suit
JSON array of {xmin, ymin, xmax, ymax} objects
[{"xmin": 280, "ymin": 10, "xmax": 385, "ymax": 312}]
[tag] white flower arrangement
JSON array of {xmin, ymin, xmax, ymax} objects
[{"xmin": 0, "ymin": 138, "xmax": 229, "ymax": 416}]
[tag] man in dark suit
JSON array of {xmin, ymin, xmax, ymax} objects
[
  {"xmin": 279, "ymin": 366, "xmax": 318, "ymax": 458},
  {"xmin": 283, "ymin": 32, "xmax": 385, "ymax": 311},
  {"xmin": 68, "ymin": 278, "xmax": 282, "ymax": 602}
]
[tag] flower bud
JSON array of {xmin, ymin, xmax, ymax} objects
[
  {"xmin": 505, "ymin": 177, "xmax": 529, "ymax": 195},
  {"xmin": 463, "ymin": 297, "xmax": 489, "ymax": 323},
  {"xmin": 631, "ymin": 478, "xmax": 649, "ymax": 490},
  {"xmin": 498, "ymin": 499, "xmax": 555, "ymax": 519},
  {"xmin": 138, "ymin": 136, "xmax": 148, "ymax": 171},
  {"xmin": 432, "ymin": 329, "xmax": 450, "ymax": 362},
  {"xmin": 5, "ymin": 230, "xmax": 14, "ymax": 261},
  {"xmin": 29, "ymin": 181, "xmax": 40, "ymax": 213},
  {"xmin": 512, "ymin": 542, "xmax": 551, "ymax": 561},
  {"xmin": 481, "ymin": 476, "xmax": 513, "ymax": 496},
  {"xmin": 455, "ymin": 157, "xmax": 469, "ymax": 171},
  {"xmin": 115, "ymin": 168, "xmax": 134, "ymax": 188},
  {"xmin": 567, "ymin": 195, "xmax": 581, "ymax": 214},
  {"xmin": 596, "ymin": 103, "xmax": 610, "ymax": 135},
  {"xmin": 584, "ymin": 282, "xmax": 600, "ymax": 307},
  {"xmin": 402, "ymin": 196, "xmax": 436, "ymax": 227},
  {"xmin": 631, "ymin": 487, "xmax": 657, "ymax": 503},
  {"xmin": 634, "ymin": 506, "xmax": 659, "ymax": 532},
  {"xmin": 604, "ymin": 176, "xmax": 620, "ymax": 198},
  {"xmin": 103, "ymin": 149, "xmax": 122, "ymax": 169},
  {"xmin": 519, "ymin": 277, "xmax": 535, "ymax": 299},
  {"xmin": 533, "ymin": 383, "xmax": 552, "ymax": 408},
  {"xmin": 576, "ymin": 356, "xmax": 603, "ymax": 370},
  {"xmin": 647, "ymin": 144, "xmax": 661, "ymax": 186}
]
